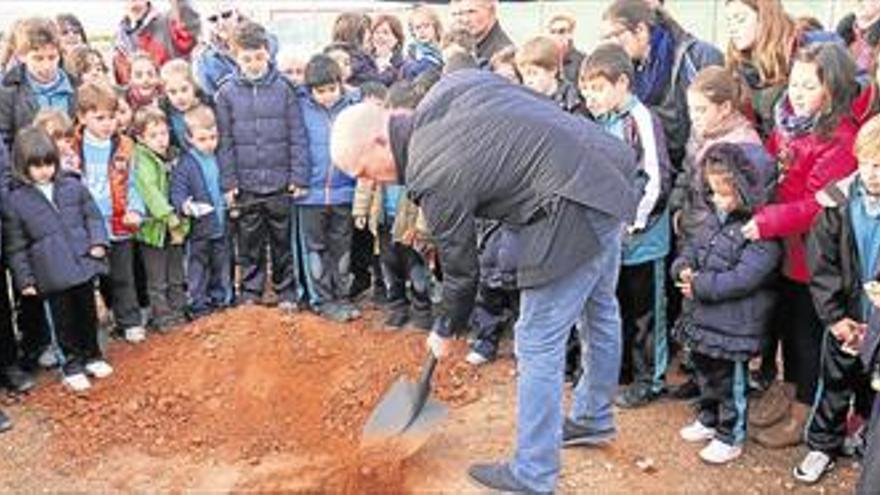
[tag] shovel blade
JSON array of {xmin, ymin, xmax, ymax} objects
[
  {"xmin": 396, "ymin": 398, "xmax": 448, "ymax": 457},
  {"xmin": 362, "ymin": 379, "xmax": 419, "ymax": 439}
]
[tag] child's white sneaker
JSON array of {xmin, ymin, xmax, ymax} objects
[
  {"xmin": 699, "ymin": 439, "xmax": 742, "ymax": 464},
  {"xmin": 62, "ymin": 372, "xmax": 91, "ymax": 393},
  {"xmin": 84, "ymin": 360, "xmax": 113, "ymax": 379},
  {"xmin": 124, "ymin": 326, "xmax": 146, "ymax": 344},
  {"xmin": 793, "ymin": 450, "xmax": 834, "ymax": 484},
  {"xmin": 37, "ymin": 346, "xmax": 59, "ymax": 368},
  {"xmin": 679, "ymin": 420, "xmax": 716, "ymax": 443}
]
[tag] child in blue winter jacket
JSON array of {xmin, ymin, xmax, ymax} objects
[
  {"xmin": 672, "ymin": 142, "xmax": 781, "ymax": 465},
  {"xmin": 296, "ymin": 54, "xmax": 362, "ymax": 323},
  {"xmin": 215, "ymin": 21, "xmax": 308, "ymax": 311},
  {"xmin": 171, "ymin": 105, "xmax": 230, "ymax": 318}
]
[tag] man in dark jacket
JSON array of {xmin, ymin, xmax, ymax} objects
[
  {"xmin": 856, "ymin": 309, "xmax": 880, "ymax": 495},
  {"xmin": 450, "ymin": 0, "xmax": 513, "ymax": 67},
  {"xmin": 800, "ymin": 126, "xmax": 880, "ymax": 484},
  {"xmin": 331, "ymin": 69, "xmax": 640, "ymax": 494},
  {"xmin": 215, "ymin": 21, "xmax": 309, "ymax": 309}
]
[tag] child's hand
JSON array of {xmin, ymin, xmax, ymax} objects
[
  {"xmin": 123, "ymin": 211, "xmax": 142, "ymax": 227},
  {"xmin": 831, "ymin": 318, "xmax": 860, "ymax": 344},
  {"xmin": 170, "ymin": 229, "xmax": 186, "ymax": 246},
  {"xmin": 865, "ymin": 281, "xmax": 880, "ymax": 309},
  {"xmin": 224, "ymin": 189, "xmax": 238, "ymax": 206},
  {"xmin": 288, "ymin": 184, "xmax": 308, "ymax": 199},
  {"xmin": 167, "ymin": 214, "xmax": 181, "ymax": 229},
  {"xmin": 89, "ymin": 245, "xmax": 107, "ymax": 259},
  {"xmin": 679, "ymin": 267, "xmax": 694, "ymax": 283},
  {"xmin": 741, "ymin": 219, "xmax": 760, "ymax": 240},
  {"xmin": 354, "ymin": 216, "xmax": 367, "ymax": 230},
  {"xmin": 21, "ymin": 286, "xmax": 37, "ymax": 296}
]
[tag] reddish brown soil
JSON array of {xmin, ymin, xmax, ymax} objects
[
  {"xmin": 24, "ymin": 306, "xmax": 483, "ymax": 493},
  {"xmin": 0, "ymin": 306, "xmax": 860, "ymax": 493}
]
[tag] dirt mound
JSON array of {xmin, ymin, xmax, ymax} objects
[{"xmin": 29, "ymin": 306, "xmax": 486, "ymax": 492}]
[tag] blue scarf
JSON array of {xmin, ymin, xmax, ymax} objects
[
  {"xmin": 633, "ymin": 25, "xmax": 676, "ymax": 106},
  {"xmin": 774, "ymin": 96, "xmax": 818, "ymax": 139},
  {"xmin": 27, "ymin": 70, "xmax": 73, "ymax": 113}
]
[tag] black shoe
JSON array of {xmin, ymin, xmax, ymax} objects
[
  {"xmin": 614, "ymin": 383, "xmax": 665, "ymax": 409},
  {"xmin": 0, "ymin": 409, "xmax": 11, "ymax": 433},
  {"xmin": 562, "ymin": 418, "xmax": 616, "ymax": 447},
  {"xmin": 669, "ymin": 379, "xmax": 700, "ymax": 400},
  {"xmin": 467, "ymin": 463, "xmax": 550, "ymax": 494},
  {"xmin": 2, "ymin": 365, "xmax": 36, "ymax": 393},
  {"xmin": 407, "ymin": 309, "xmax": 433, "ymax": 331},
  {"xmin": 384, "ymin": 309, "xmax": 409, "ymax": 328}
]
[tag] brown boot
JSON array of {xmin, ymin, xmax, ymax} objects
[
  {"xmin": 750, "ymin": 381, "xmax": 793, "ymax": 428},
  {"xmin": 754, "ymin": 401, "xmax": 810, "ymax": 449}
]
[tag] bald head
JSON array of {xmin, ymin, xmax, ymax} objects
[{"xmin": 331, "ymin": 102, "xmax": 398, "ymax": 184}]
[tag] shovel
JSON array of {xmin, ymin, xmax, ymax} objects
[{"xmin": 361, "ymin": 352, "xmax": 447, "ymax": 455}]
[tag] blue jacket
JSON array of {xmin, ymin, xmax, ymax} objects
[
  {"xmin": 672, "ymin": 144, "xmax": 781, "ymax": 360},
  {"xmin": 170, "ymin": 149, "xmax": 225, "ymax": 241},
  {"xmin": 3, "ymin": 176, "xmax": 108, "ymax": 294},
  {"xmin": 296, "ymin": 89, "xmax": 361, "ymax": 206},
  {"xmin": 215, "ymin": 66, "xmax": 309, "ymax": 194}
]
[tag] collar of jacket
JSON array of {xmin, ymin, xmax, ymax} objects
[
  {"xmin": 477, "ymin": 21, "xmax": 506, "ymax": 52},
  {"xmin": 388, "ymin": 113, "xmax": 413, "ymax": 185},
  {"xmin": 235, "ymin": 65, "xmax": 281, "ymax": 87}
]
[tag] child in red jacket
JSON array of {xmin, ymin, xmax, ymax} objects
[{"xmin": 742, "ymin": 42, "xmax": 860, "ymax": 449}]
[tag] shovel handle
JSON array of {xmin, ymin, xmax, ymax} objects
[{"xmin": 418, "ymin": 352, "xmax": 438, "ymax": 389}]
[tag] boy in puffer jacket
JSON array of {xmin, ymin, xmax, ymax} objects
[
  {"xmin": 295, "ymin": 54, "xmax": 362, "ymax": 322},
  {"xmin": 216, "ymin": 21, "xmax": 308, "ymax": 311},
  {"xmin": 672, "ymin": 142, "xmax": 781, "ymax": 464}
]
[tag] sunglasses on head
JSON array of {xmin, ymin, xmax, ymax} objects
[{"xmin": 207, "ymin": 10, "xmax": 235, "ymax": 23}]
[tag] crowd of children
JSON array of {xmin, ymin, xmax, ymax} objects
[{"xmin": 0, "ymin": 0, "xmax": 878, "ymax": 490}]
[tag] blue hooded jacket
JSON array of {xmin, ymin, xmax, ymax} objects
[{"xmin": 296, "ymin": 88, "xmax": 362, "ymax": 206}]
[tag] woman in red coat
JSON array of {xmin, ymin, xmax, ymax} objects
[{"xmin": 742, "ymin": 43, "xmax": 860, "ymax": 448}]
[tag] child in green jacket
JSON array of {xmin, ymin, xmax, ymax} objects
[{"xmin": 132, "ymin": 106, "xmax": 190, "ymax": 332}]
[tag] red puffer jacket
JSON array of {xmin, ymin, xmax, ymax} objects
[{"xmin": 754, "ymin": 116, "xmax": 858, "ymax": 283}]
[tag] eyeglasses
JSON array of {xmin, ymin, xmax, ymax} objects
[{"xmin": 207, "ymin": 10, "xmax": 235, "ymax": 23}]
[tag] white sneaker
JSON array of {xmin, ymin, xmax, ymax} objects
[
  {"xmin": 37, "ymin": 347, "xmax": 60, "ymax": 368},
  {"xmin": 124, "ymin": 326, "xmax": 146, "ymax": 344},
  {"xmin": 466, "ymin": 351, "xmax": 489, "ymax": 366},
  {"xmin": 793, "ymin": 450, "xmax": 834, "ymax": 484},
  {"xmin": 62, "ymin": 373, "xmax": 91, "ymax": 393},
  {"xmin": 679, "ymin": 420, "xmax": 717, "ymax": 443},
  {"xmin": 699, "ymin": 439, "xmax": 742, "ymax": 464},
  {"xmin": 84, "ymin": 360, "xmax": 114, "ymax": 379}
]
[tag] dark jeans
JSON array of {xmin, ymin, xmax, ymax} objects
[
  {"xmin": 856, "ymin": 397, "xmax": 880, "ymax": 495},
  {"xmin": 300, "ymin": 205, "xmax": 353, "ymax": 305},
  {"xmin": 618, "ymin": 258, "xmax": 668, "ymax": 391},
  {"xmin": 378, "ymin": 224, "xmax": 431, "ymax": 314},
  {"xmin": 693, "ymin": 352, "xmax": 749, "ymax": 446},
  {"xmin": 47, "ymin": 281, "xmax": 101, "ymax": 375},
  {"xmin": 350, "ymin": 223, "xmax": 377, "ymax": 297},
  {"xmin": 187, "ymin": 235, "xmax": 232, "ymax": 314},
  {"xmin": 771, "ymin": 278, "xmax": 824, "ymax": 405},
  {"xmin": 237, "ymin": 191, "xmax": 295, "ymax": 303},
  {"xmin": 98, "ymin": 240, "xmax": 143, "ymax": 331},
  {"xmin": 18, "ymin": 293, "xmax": 49, "ymax": 365},
  {"xmin": 806, "ymin": 330, "xmax": 874, "ymax": 455},
  {"xmin": 141, "ymin": 244, "xmax": 186, "ymax": 327}
]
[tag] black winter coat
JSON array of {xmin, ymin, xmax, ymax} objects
[
  {"xmin": 215, "ymin": 67, "xmax": 309, "ymax": 194},
  {"xmin": 672, "ymin": 147, "xmax": 781, "ymax": 360},
  {"xmin": 393, "ymin": 69, "xmax": 640, "ymax": 334},
  {"xmin": 3, "ymin": 176, "xmax": 108, "ymax": 294}
]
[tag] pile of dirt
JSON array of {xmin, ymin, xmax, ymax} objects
[{"xmin": 28, "ymin": 306, "xmax": 486, "ymax": 492}]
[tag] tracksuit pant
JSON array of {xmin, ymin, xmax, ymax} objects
[
  {"xmin": 298, "ymin": 205, "xmax": 353, "ymax": 306},
  {"xmin": 618, "ymin": 257, "xmax": 668, "ymax": 392},
  {"xmin": 693, "ymin": 352, "xmax": 749, "ymax": 446}
]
